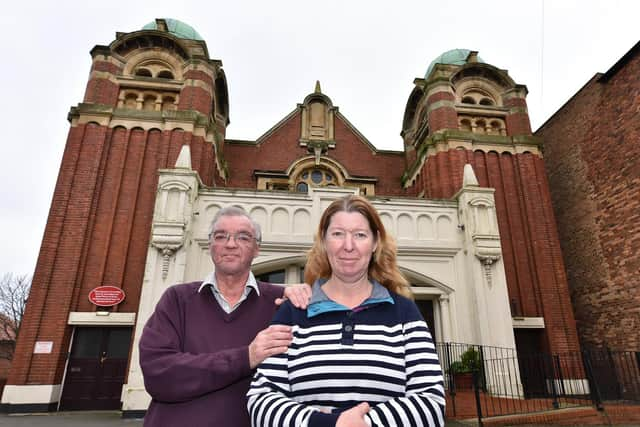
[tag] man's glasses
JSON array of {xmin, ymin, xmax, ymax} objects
[{"xmin": 210, "ymin": 231, "xmax": 258, "ymax": 245}]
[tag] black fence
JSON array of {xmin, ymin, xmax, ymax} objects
[{"xmin": 436, "ymin": 343, "xmax": 640, "ymax": 421}]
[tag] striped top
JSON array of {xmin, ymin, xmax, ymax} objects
[{"xmin": 247, "ymin": 281, "xmax": 446, "ymax": 427}]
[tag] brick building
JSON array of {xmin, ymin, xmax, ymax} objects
[
  {"xmin": 1, "ymin": 19, "xmax": 581, "ymax": 413},
  {"xmin": 0, "ymin": 313, "xmax": 15, "ymax": 396},
  {"xmin": 536, "ymin": 40, "xmax": 640, "ymax": 351}
]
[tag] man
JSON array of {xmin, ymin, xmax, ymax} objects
[{"xmin": 139, "ymin": 207, "xmax": 311, "ymax": 426}]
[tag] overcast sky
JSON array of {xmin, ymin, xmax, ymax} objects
[{"xmin": 1, "ymin": 0, "xmax": 638, "ymax": 276}]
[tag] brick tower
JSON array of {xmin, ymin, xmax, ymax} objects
[
  {"xmin": 401, "ymin": 49, "xmax": 581, "ymax": 356},
  {"xmin": 2, "ymin": 19, "xmax": 227, "ymax": 411}
]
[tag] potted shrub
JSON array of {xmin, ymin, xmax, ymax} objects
[{"xmin": 449, "ymin": 347, "xmax": 481, "ymax": 390}]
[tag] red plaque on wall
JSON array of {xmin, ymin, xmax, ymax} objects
[{"xmin": 88, "ymin": 286, "xmax": 126, "ymax": 307}]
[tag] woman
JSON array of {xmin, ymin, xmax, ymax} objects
[{"xmin": 247, "ymin": 195, "xmax": 445, "ymax": 427}]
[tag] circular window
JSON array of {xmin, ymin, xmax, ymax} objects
[
  {"xmin": 311, "ymin": 170, "xmax": 323, "ymax": 184},
  {"xmin": 296, "ymin": 167, "xmax": 337, "ymax": 191}
]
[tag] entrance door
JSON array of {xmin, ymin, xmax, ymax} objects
[
  {"xmin": 60, "ymin": 327, "xmax": 132, "ymax": 410},
  {"xmin": 415, "ymin": 299, "xmax": 436, "ymax": 342},
  {"xmin": 514, "ymin": 329, "xmax": 548, "ymax": 397}
]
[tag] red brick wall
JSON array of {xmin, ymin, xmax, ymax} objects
[
  {"xmin": 224, "ymin": 112, "xmax": 408, "ymax": 196},
  {"xmin": 224, "ymin": 114, "xmax": 307, "ymax": 188},
  {"xmin": 83, "ymin": 78, "xmax": 119, "ymax": 106},
  {"xmin": 83, "ymin": 60, "xmax": 121, "ymax": 105},
  {"xmin": 420, "ymin": 148, "xmax": 581, "ymax": 354},
  {"xmin": 331, "ymin": 117, "xmax": 406, "ymax": 196},
  {"xmin": 184, "ymin": 70, "xmax": 214, "ymax": 87},
  {"xmin": 427, "ymin": 91, "xmax": 458, "ymax": 132},
  {"xmin": 503, "ymin": 96, "xmax": 532, "ymax": 135},
  {"xmin": 178, "ymin": 86, "xmax": 212, "ymax": 116},
  {"xmin": 91, "ymin": 61, "xmax": 120, "ymax": 74},
  {"xmin": 0, "ymin": 345, "xmax": 12, "ymax": 378},
  {"xmin": 8, "ymin": 123, "xmax": 214, "ymax": 386},
  {"xmin": 536, "ymin": 48, "xmax": 640, "ymax": 351}
]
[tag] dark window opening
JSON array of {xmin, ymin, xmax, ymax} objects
[
  {"xmin": 255, "ymin": 269, "xmax": 285, "ymax": 284},
  {"xmin": 135, "ymin": 68, "xmax": 152, "ymax": 77},
  {"xmin": 157, "ymin": 70, "xmax": 175, "ymax": 79}
]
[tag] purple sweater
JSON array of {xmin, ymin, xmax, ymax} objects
[{"xmin": 139, "ymin": 280, "xmax": 284, "ymax": 427}]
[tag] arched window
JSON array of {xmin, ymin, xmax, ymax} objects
[
  {"xmin": 295, "ymin": 168, "xmax": 337, "ymax": 192},
  {"xmin": 143, "ymin": 95, "xmax": 156, "ymax": 111},
  {"xmin": 459, "ymin": 88, "xmax": 499, "ymax": 107},
  {"xmin": 124, "ymin": 93, "xmax": 138, "ymax": 109},
  {"xmin": 488, "ymin": 120, "xmax": 502, "ymax": 135},
  {"xmin": 135, "ymin": 68, "xmax": 152, "ymax": 77},
  {"xmin": 475, "ymin": 119, "xmax": 487, "ymax": 134},
  {"xmin": 162, "ymin": 96, "xmax": 176, "ymax": 111},
  {"xmin": 157, "ymin": 70, "xmax": 175, "ymax": 79}
]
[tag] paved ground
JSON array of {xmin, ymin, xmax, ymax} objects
[
  {"xmin": 0, "ymin": 413, "xmax": 479, "ymax": 426},
  {"xmin": 1, "ymin": 412, "xmax": 636, "ymax": 426},
  {"xmin": 0, "ymin": 412, "xmax": 473, "ymax": 426},
  {"xmin": 0, "ymin": 411, "xmax": 143, "ymax": 426},
  {"xmin": 0, "ymin": 413, "xmax": 472, "ymax": 426}
]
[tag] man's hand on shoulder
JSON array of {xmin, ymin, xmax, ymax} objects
[
  {"xmin": 275, "ymin": 283, "xmax": 312, "ymax": 309},
  {"xmin": 249, "ymin": 325, "xmax": 293, "ymax": 369}
]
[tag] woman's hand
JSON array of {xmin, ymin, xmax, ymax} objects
[{"xmin": 336, "ymin": 402, "xmax": 370, "ymax": 426}]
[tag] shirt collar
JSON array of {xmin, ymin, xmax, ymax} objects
[
  {"xmin": 307, "ymin": 278, "xmax": 394, "ymax": 318},
  {"xmin": 198, "ymin": 271, "xmax": 260, "ymax": 296}
]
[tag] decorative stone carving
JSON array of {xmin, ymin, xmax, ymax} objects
[
  {"xmin": 150, "ymin": 144, "xmax": 198, "ymax": 280},
  {"xmin": 299, "ymin": 82, "xmax": 336, "ymax": 150},
  {"xmin": 456, "ymin": 163, "xmax": 502, "ymax": 285},
  {"xmin": 307, "ymin": 141, "xmax": 329, "ymax": 165},
  {"xmin": 479, "ymin": 254, "xmax": 501, "ymax": 287},
  {"xmin": 151, "ymin": 222, "xmax": 186, "ymax": 279}
]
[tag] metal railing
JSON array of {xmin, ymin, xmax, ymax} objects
[
  {"xmin": 583, "ymin": 348, "xmax": 640, "ymax": 403},
  {"xmin": 436, "ymin": 343, "xmax": 640, "ymax": 422}
]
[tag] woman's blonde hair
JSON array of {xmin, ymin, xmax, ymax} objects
[{"xmin": 304, "ymin": 195, "xmax": 412, "ymax": 298}]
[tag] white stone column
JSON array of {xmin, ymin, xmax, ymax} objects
[{"xmin": 439, "ymin": 294, "xmax": 451, "ymax": 343}]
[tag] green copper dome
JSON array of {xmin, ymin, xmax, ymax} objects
[
  {"xmin": 142, "ymin": 18, "xmax": 203, "ymax": 41},
  {"xmin": 425, "ymin": 49, "xmax": 484, "ymax": 78}
]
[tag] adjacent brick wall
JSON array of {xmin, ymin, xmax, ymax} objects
[{"xmin": 536, "ymin": 46, "xmax": 640, "ymax": 351}]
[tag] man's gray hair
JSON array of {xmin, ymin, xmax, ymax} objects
[{"xmin": 208, "ymin": 206, "xmax": 262, "ymax": 243}]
